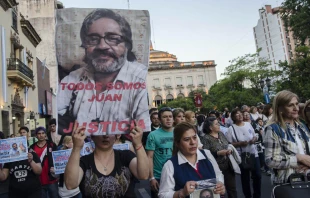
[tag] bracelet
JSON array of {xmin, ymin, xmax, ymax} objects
[
  {"xmin": 135, "ymin": 144, "xmax": 143, "ymax": 151},
  {"xmin": 149, "ymin": 177, "xmax": 155, "ymax": 181}
]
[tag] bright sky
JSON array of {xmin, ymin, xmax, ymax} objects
[{"xmin": 60, "ymin": 0, "xmax": 284, "ymax": 80}]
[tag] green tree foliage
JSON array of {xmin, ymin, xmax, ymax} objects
[
  {"xmin": 281, "ymin": 0, "xmax": 310, "ymax": 45},
  {"xmin": 276, "ymin": 46, "xmax": 310, "ymax": 100}
]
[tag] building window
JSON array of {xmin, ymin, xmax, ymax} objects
[
  {"xmin": 153, "ymin": 78, "xmax": 160, "ymax": 88},
  {"xmin": 176, "ymin": 77, "xmax": 182, "ymax": 86},
  {"xmin": 177, "ymin": 93, "xmax": 185, "ymax": 98},
  {"xmin": 166, "ymin": 94, "xmax": 174, "ymax": 103},
  {"xmin": 197, "ymin": 75, "xmax": 204, "ymax": 85},
  {"xmin": 154, "ymin": 95, "xmax": 162, "ymax": 107},
  {"xmin": 165, "ymin": 78, "xmax": 171, "ymax": 87},
  {"xmin": 12, "ymin": 8, "xmax": 18, "ymax": 32},
  {"xmin": 187, "ymin": 76, "xmax": 193, "ymax": 86}
]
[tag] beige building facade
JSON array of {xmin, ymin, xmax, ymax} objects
[
  {"xmin": 148, "ymin": 46, "xmax": 217, "ymax": 107},
  {"xmin": 0, "ymin": 0, "xmax": 41, "ymax": 136}
]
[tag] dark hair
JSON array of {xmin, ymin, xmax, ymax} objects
[
  {"xmin": 35, "ymin": 126, "xmax": 46, "ymax": 134},
  {"xmin": 49, "ymin": 118, "xmax": 56, "ymax": 126},
  {"xmin": 256, "ymin": 117, "xmax": 263, "ymax": 123},
  {"xmin": 0, "ymin": 131, "xmax": 5, "ymax": 139},
  {"xmin": 200, "ymin": 189, "xmax": 213, "ymax": 198},
  {"xmin": 149, "ymin": 108, "xmax": 158, "ymax": 115},
  {"xmin": 158, "ymin": 107, "xmax": 172, "ymax": 120},
  {"xmin": 230, "ymin": 108, "xmax": 242, "ymax": 123},
  {"xmin": 208, "ymin": 110, "xmax": 217, "ymax": 117},
  {"xmin": 262, "ymin": 104, "xmax": 272, "ymax": 117},
  {"xmin": 150, "ymin": 112, "xmax": 158, "ymax": 120},
  {"xmin": 172, "ymin": 108, "xmax": 184, "ymax": 119},
  {"xmin": 12, "ymin": 143, "xmax": 17, "ymax": 147},
  {"xmin": 80, "ymin": 9, "xmax": 136, "ymax": 61},
  {"xmin": 19, "ymin": 126, "xmax": 29, "ymax": 133},
  {"xmin": 196, "ymin": 115, "xmax": 205, "ymax": 127},
  {"xmin": 172, "ymin": 122, "xmax": 197, "ymax": 156},
  {"xmin": 224, "ymin": 111, "xmax": 230, "ymax": 118},
  {"xmin": 202, "ymin": 117, "xmax": 217, "ymax": 134}
]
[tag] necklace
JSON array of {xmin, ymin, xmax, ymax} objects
[{"xmin": 96, "ymin": 150, "xmax": 114, "ymax": 172}]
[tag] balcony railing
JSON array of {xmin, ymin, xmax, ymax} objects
[{"xmin": 7, "ymin": 58, "xmax": 34, "ymax": 81}]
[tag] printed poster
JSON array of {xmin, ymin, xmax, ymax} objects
[
  {"xmin": 190, "ymin": 179, "xmax": 219, "ymax": 198},
  {"xmin": 52, "ymin": 149, "xmax": 72, "ymax": 174},
  {"xmin": 0, "ymin": 136, "xmax": 28, "ymax": 163},
  {"xmin": 80, "ymin": 142, "xmax": 94, "ymax": 156},
  {"xmin": 113, "ymin": 143, "xmax": 130, "ymax": 150},
  {"xmin": 56, "ymin": 8, "xmax": 151, "ymax": 136}
]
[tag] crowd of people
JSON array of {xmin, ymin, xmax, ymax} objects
[{"xmin": 0, "ymin": 90, "xmax": 310, "ymax": 198}]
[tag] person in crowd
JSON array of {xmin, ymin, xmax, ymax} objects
[
  {"xmin": 158, "ymin": 122, "xmax": 225, "ymax": 198},
  {"xmin": 114, "ymin": 134, "xmax": 135, "ymax": 153},
  {"xmin": 185, "ymin": 111, "xmax": 203, "ymax": 149},
  {"xmin": 264, "ymin": 90, "xmax": 310, "ymax": 184},
  {"xmin": 149, "ymin": 108, "xmax": 159, "ymax": 115},
  {"xmin": 173, "ymin": 108, "xmax": 185, "ymax": 126},
  {"xmin": 142, "ymin": 112, "xmax": 161, "ymax": 146},
  {"xmin": 241, "ymin": 105, "xmax": 250, "ymax": 113},
  {"xmin": 255, "ymin": 118, "xmax": 271, "ymax": 176},
  {"xmin": 53, "ymin": 136, "xmax": 82, "ymax": 198},
  {"xmin": 250, "ymin": 106, "xmax": 259, "ymax": 121},
  {"xmin": 243, "ymin": 111, "xmax": 252, "ymax": 123},
  {"xmin": 226, "ymin": 108, "xmax": 261, "ymax": 198},
  {"xmin": 47, "ymin": 119, "xmax": 61, "ymax": 146},
  {"xmin": 64, "ymin": 122, "xmax": 149, "ymax": 198},
  {"xmin": 262, "ymin": 104, "xmax": 273, "ymax": 122},
  {"xmin": 0, "ymin": 138, "xmax": 42, "ymax": 198},
  {"xmin": 0, "ymin": 131, "xmax": 9, "ymax": 198},
  {"xmin": 30, "ymin": 127, "xmax": 58, "ymax": 198},
  {"xmin": 212, "ymin": 111, "xmax": 229, "ymax": 135},
  {"xmin": 18, "ymin": 126, "xmax": 37, "ymax": 147},
  {"xmin": 257, "ymin": 105, "xmax": 268, "ymax": 123},
  {"xmin": 196, "ymin": 114, "xmax": 206, "ymax": 137},
  {"xmin": 202, "ymin": 117, "xmax": 237, "ymax": 198},
  {"xmin": 303, "ymin": 100, "xmax": 310, "ymax": 130},
  {"xmin": 9, "ymin": 134, "xmax": 16, "ymax": 138},
  {"xmin": 224, "ymin": 112, "xmax": 233, "ymax": 128},
  {"xmin": 146, "ymin": 107, "xmax": 174, "ymax": 198}
]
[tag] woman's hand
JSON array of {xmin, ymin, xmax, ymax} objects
[
  {"xmin": 213, "ymin": 182, "xmax": 225, "ymax": 195},
  {"xmin": 150, "ymin": 179, "xmax": 159, "ymax": 192},
  {"xmin": 180, "ymin": 181, "xmax": 197, "ymax": 197},
  {"xmin": 72, "ymin": 121, "xmax": 86, "ymax": 150},
  {"xmin": 297, "ymin": 154, "xmax": 310, "ymax": 167},
  {"xmin": 27, "ymin": 152, "xmax": 33, "ymax": 163},
  {"xmin": 217, "ymin": 149, "xmax": 232, "ymax": 156},
  {"xmin": 129, "ymin": 121, "xmax": 143, "ymax": 148}
]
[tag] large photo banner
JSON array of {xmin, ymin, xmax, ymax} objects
[
  {"xmin": 0, "ymin": 136, "xmax": 28, "ymax": 163},
  {"xmin": 56, "ymin": 8, "xmax": 151, "ymax": 136}
]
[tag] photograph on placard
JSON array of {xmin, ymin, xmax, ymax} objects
[{"xmin": 56, "ymin": 8, "xmax": 151, "ymax": 136}]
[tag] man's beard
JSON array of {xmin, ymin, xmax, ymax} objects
[{"xmin": 85, "ymin": 49, "xmax": 127, "ymax": 73}]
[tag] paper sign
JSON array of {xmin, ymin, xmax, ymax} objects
[
  {"xmin": 190, "ymin": 179, "xmax": 219, "ymax": 198},
  {"xmin": 52, "ymin": 149, "xmax": 72, "ymax": 174},
  {"xmin": 80, "ymin": 142, "xmax": 94, "ymax": 156},
  {"xmin": 0, "ymin": 136, "xmax": 28, "ymax": 163},
  {"xmin": 56, "ymin": 8, "xmax": 151, "ymax": 136},
  {"xmin": 113, "ymin": 143, "xmax": 130, "ymax": 150}
]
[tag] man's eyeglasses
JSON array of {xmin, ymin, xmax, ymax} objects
[{"xmin": 84, "ymin": 33, "xmax": 129, "ymax": 47}]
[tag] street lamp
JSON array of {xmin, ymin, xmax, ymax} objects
[{"xmin": 259, "ymin": 77, "xmax": 272, "ymax": 104}]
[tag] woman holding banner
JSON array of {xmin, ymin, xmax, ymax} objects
[
  {"xmin": 65, "ymin": 122, "xmax": 149, "ymax": 198},
  {"xmin": 0, "ymin": 147, "xmax": 42, "ymax": 198}
]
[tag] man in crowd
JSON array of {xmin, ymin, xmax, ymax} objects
[
  {"xmin": 142, "ymin": 112, "xmax": 160, "ymax": 146},
  {"xmin": 30, "ymin": 127, "xmax": 58, "ymax": 198},
  {"xmin": 146, "ymin": 107, "xmax": 174, "ymax": 197},
  {"xmin": 19, "ymin": 126, "xmax": 37, "ymax": 147},
  {"xmin": 57, "ymin": 9, "xmax": 149, "ymax": 135},
  {"xmin": 47, "ymin": 119, "xmax": 61, "ymax": 146}
]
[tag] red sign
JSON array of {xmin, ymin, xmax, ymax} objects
[{"xmin": 194, "ymin": 93, "xmax": 203, "ymax": 108}]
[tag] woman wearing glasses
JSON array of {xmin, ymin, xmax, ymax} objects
[
  {"xmin": 201, "ymin": 117, "xmax": 238, "ymax": 198},
  {"xmin": 158, "ymin": 122, "xmax": 225, "ymax": 198},
  {"xmin": 226, "ymin": 108, "xmax": 261, "ymax": 198},
  {"xmin": 264, "ymin": 91, "xmax": 310, "ymax": 185}
]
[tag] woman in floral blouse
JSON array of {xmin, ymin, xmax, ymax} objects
[{"xmin": 201, "ymin": 117, "xmax": 237, "ymax": 198}]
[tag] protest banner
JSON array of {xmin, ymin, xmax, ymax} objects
[
  {"xmin": 56, "ymin": 8, "xmax": 151, "ymax": 136},
  {"xmin": 52, "ymin": 149, "xmax": 72, "ymax": 174},
  {"xmin": 113, "ymin": 143, "xmax": 130, "ymax": 150},
  {"xmin": 0, "ymin": 136, "xmax": 28, "ymax": 163},
  {"xmin": 80, "ymin": 142, "xmax": 94, "ymax": 156}
]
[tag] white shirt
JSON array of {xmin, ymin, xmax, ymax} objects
[
  {"xmin": 57, "ymin": 60, "xmax": 151, "ymax": 135},
  {"xmin": 226, "ymin": 122, "xmax": 258, "ymax": 157},
  {"xmin": 158, "ymin": 149, "xmax": 224, "ymax": 198}
]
